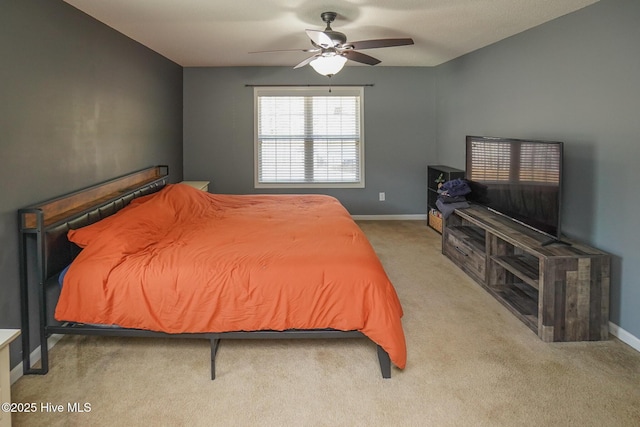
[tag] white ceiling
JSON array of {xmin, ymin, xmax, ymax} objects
[{"xmin": 63, "ymin": 0, "xmax": 599, "ymax": 67}]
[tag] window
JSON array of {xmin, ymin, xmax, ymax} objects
[{"xmin": 254, "ymin": 87, "xmax": 364, "ymax": 188}]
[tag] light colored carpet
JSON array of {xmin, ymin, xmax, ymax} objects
[{"xmin": 11, "ymin": 221, "xmax": 640, "ymax": 426}]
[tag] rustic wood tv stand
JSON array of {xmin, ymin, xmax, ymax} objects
[{"xmin": 443, "ymin": 205, "xmax": 609, "ymax": 342}]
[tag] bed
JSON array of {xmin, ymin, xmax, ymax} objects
[{"xmin": 18, "ymin": 166, "xmax": 406, "ymax": 379}]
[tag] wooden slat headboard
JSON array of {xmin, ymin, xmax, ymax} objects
[
  {"xmin": 20, "ymin": 165, "xmax": 169, "ymax": 230},
  {"xmin": 19, "ymin": 165, "xmax": 169, "ymax": 280}
]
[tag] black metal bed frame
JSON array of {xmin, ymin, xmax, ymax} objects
[{"xmin": 18, "ymin": 166, "xmax": 392, "ymax": 380}]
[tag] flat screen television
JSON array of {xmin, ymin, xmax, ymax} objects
[{"xmin": 465, "ymin": 135, "xmax": 563, "ymax": 240}]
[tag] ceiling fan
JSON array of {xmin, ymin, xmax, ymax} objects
[{"xmin": 252, "ymin": 11, "xmax": 414, "ymax": 77}]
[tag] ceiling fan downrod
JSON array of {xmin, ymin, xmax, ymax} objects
[{"xmin": 320, "ymin": 11, "xmax": 337, "ymax": 30}]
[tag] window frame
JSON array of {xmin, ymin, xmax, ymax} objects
[{"xmin": 253, "ymin": 86, "xmax": 365, "ymax": 189}]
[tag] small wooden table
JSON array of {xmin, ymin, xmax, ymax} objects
[
  {"xmin": 180, "ymin": 181, "xmax": 210, "ymax": 192},
  {"xmin": 0, "ymin": 329, "xmax": 20, "ymax": 427}
]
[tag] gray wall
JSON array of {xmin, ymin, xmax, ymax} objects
[
  {"xmin": 435, "ymin": 0, "xmax": 640, "ymax": 339},
  {"xmin": 0, "ymin": 0, "xmax": 183, "ymax": 367},
  {"xmin": 183, "ymin": 67, "xmax": 436, "ymax": 215}
]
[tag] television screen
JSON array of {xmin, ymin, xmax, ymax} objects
[{"xmin": 465, "ymin": 135, "xmax": 563, "ymax": 239}]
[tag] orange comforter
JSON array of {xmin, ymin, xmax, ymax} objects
[{"xmin": 56, "ymin": 184, "xmax": 407, "ymax": 368}]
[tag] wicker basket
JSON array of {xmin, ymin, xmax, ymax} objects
[{"xmin": 428, "ymin": 211, "xmax": 443, "ymax": 234}]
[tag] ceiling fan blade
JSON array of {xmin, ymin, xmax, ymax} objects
[
  {"xmin": 306, "ymin": 29, "xmax": 334, "ymax": 47},
  {"xmin": 249, "ymin": 48, "xmax": 319, "ymax": 54},
  {"xmin": 346, "ymin": 38, "xmax": 414, "ymax": 50},
  {"xmin": 342, "ymin": 50, "xmax": 381, "ymax": 66},
  {"xmin": 293, "ymin": 55, "xmax": 318, "ymax": 69}
]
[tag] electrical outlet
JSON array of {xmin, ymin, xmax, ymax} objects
[{"xmin": 379, "ymin": 192, "xmax": 385, "ymax": 201}]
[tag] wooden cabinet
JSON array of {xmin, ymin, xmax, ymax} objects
[
  {"xmin": 427, "ymin": 165, "xmax": 464, "ymax": 233},
  {"xmin": 443, "ymin": 206, "xmax": 610, "ymax": 342},
  {"xmin": 1, "ymin": 329, "xmax": 20, "ymax": 427}
]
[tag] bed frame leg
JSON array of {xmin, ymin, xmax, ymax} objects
[
  {"xmin": 376, "ymin": 345, "xmax": 391, "ymax": 379},
  {"xmin": 19, "ymin": 217, "xmax": 49, "ymax": 376},
  {"xmin": 210, "ymin": 338, "xmax": 220, "ymax": 380}
]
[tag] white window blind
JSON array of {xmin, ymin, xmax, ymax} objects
[{"xmin": 254, "ymin": 87, "xmax": 364, "ymax": 188}]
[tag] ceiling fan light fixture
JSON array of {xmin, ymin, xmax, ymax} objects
[{"xmin": 310, "ymin": 55, "xmax": 347, "ymax": 76}]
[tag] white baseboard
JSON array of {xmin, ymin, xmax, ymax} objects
[
  {"xmin": 10, "ymin": 334, "xmax": 63, "ymax": 385},
  {"xmin": 609, "ymin": 322, "xmax": 640, "ymax": 352},
  {"xmin": 352, "ymin": 214, "xmax": 428, "ymax": 220}
]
